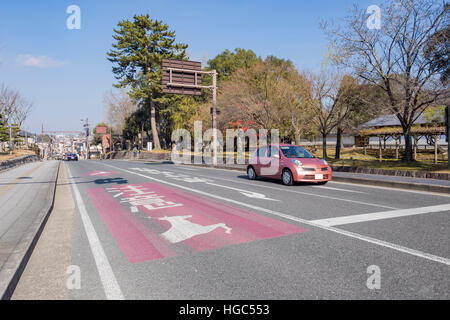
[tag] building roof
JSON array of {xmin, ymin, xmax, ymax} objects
[{"xmin": 361, "ymin": 113, "xmax": 444, "ymax": 128}]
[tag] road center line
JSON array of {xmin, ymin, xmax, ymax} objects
[
  {"xmin": 101, "ymin": 162, "xmax": 450, "ymax": 266},
  {"xmin": 67, "ymin": 165, "xmax": 124, "ymax": 300},
  {"xmin": 311, "ymin": 204, "xmax": 450, "ymax": 226}
]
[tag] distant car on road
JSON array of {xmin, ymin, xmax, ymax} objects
[
  {"xmin": 65, "ymin": 153, "xmax": 78, "ymax": 161},
  {"xmin": 247, "ymin": 144, "xmax": 332, "ymax": 186}
]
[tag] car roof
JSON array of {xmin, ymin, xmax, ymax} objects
[{"xmin": 268, "ymin": 144, "xmax": 301, "ymax": 147}]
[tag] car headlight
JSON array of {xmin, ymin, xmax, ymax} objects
[
  {"xmin": 321, "ymin": 159, "xmax": 328, "ymax": 165},
  {"xmin": 291, "ymin": 159, "xmax": 303, "ymax": 166}
]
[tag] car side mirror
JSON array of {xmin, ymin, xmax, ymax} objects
[{"xmin": 273, "ymin": 154, "xmax": 280, "ymax": 159}]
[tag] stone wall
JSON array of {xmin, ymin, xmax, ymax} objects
[
  {"xmin": 106, "ymin": 151, "xmax": 171, "ymax": 161},
  {"xmin": 331, "ymin": 165, "xmax": 450, "ymax": 180},
  {"xmin": 0, "ymin": 154, "xmax": 41, "ymax": 172}
]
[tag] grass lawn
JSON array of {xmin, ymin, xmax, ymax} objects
[
  {"xmin": 0, "ymin": 149, "xmax": 37, "ymax": 161},
  {"xmin": 311, "ymin": 147, "xmax": 450, "ymax": 173}
]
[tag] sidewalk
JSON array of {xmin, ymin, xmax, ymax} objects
[
  {"xmin": 0, "ymin": 160, "xmax": 59, "ymax": 299},
  {"xmin": 332, "ymin": 171, "xmax": 450, "ymax": 193}
]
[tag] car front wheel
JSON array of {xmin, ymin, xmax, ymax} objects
[
  {"xmin": 282, "ymin": 169, "xmax": 294, "ymax": 186},
  {"xmin": 247, "ymin": 167, "xmax": 257, "ymax": 180}
]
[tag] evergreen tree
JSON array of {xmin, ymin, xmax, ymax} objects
[
  {"xmin": 107, "ymin": 14, "xmax": 188, "ymax": 150},
  {"xmin": 0, "ymin": 114, "xmax": 9, "ymax": 143}
]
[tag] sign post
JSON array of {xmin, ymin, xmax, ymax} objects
[
  {"xmin": 162, "ymin": 58, "xmax": 218, "ymax": 165},
  {"xmin": 446, "ymin": 106, "xmax": 450, "ymax": 167}
]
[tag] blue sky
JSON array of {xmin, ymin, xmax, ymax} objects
[{"xmin": 0, "ymin": 0, "xmax": 376, "ymax": 133}]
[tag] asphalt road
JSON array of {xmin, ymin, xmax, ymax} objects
[{"xmin": 13, "ymin": 159, "xmax": 450, "ymax": 299}]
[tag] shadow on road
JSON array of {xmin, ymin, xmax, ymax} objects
[
  {"xmin": 236, "ymin": 175, "xmax": 322, "ymax": 187},
  {"xmin": 94, "ymin": 177, "xmax": 128, "ymax": 185},
  {"xmin": 56, "ymin": 177, "xmax": 128, "ymax": 186}
]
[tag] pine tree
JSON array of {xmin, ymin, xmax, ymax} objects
[
  {"xmin": 107, "ymin": 14, "xmax": 188, "ymax": 150},
  {"xmin": 0, "ymin": 114, "xmax": 9, "ymax": 143}
]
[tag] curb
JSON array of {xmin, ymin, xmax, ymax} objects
[
  {"xmin": 0, "ymin": 161, "xmax": 60, "ymax": 300},
  {"xmin": 331, "ymin": 175, "xmax": 450, "ymax": 194}
]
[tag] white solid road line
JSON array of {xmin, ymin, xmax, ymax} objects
[
  {"xmin": 67, "ymin": 166, "xmax": 124, "ymax": 300},
  {"xmin": 311, "ymin": 203, "xmax": 450, "ymax": 227},
  {"xmin": 175, "ymin": 166, "xmax": 197, "ymax": 171},
  {"xmin": 312, "ymin": 186, "xmax": 365, "ymax": 194},
  {"xmin": 101, "ymin": 162, "xmax": 450, "ymax": 266}
]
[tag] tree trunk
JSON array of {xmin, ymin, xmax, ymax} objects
[
  {"xmin": 335, "ymin": 126, "xmax": 342, "ymax": 160},
  {"xmin": 378, "ymin": 136, "xmax": 382, "ymax": 162},
  {"xmin": 395, "ymin": 137, "xmax": 399, "ymax": 160},
  {"xmin": 413, "ymin": 135, "xmax": 418, "ymax": 160},
  {"xmin": 434, "ymin": 135, "xmax": 438, "ymax": 164},
  {"xmin": 150, "ymin": 99, "xmax": 161, "ymax": 150},
  {"xmin": 403, "ymin": 128, "xmax": 414, "ymax": 162},
  {"xmin": 322, "ymin": 133, "xmax": 328, "ymax": 159},
  {"xmin": 295, "ymin": 131, "xmax": 301, "ymax": 145}
]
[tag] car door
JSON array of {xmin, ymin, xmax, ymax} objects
[
  {"xmin": 265, "ymin": 145, "xmax": 282, "ymax": 178},
  {"xmin": 252, "ymin": 146, "xmax": 267, "ymax": 176}
]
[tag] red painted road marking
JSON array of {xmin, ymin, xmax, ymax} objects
[
  {"xmin": 87, "ymin": 183, "xmax": 306, "ymax": 263},
  {"xmin": 84, "ymin": 170, "xmax": 116, "ymax": 177}
]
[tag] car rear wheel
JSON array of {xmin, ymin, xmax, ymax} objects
[
  {"xmin": 247, "ymin": 166, "xmax": 257, "ymax": 180},
  {"xmin": 282, "ymin": 169, "xmax": 294, "ymax": 186}
]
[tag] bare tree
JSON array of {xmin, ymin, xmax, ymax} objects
[
  {"xmin": 0, "ymin": 84, "xmax": 33, "ymax": 127},
  {"xmin": 323, "ymin": 0, "xmax": 449, "ymax": 161},
  {"xmin": 218, "ymin": 58, "xmax": 314, "ymax": 144},
  {"xmin": 103, "ymin": 88, "xmax": 137, "ymax": 133},
  {"xmin": 0, "ymin": 84, "xmax": 19, "ymax": 124},
  {"xmin": 309, "ymin": 70, "xmax": 355, "ymax": 159},
  {"xmin": 218, "ymin": 60, "xmax": 277, "ymax": 131},
  {"xmin": 273, "ymin": 71, "xmax": 314, "ymax": 144}
]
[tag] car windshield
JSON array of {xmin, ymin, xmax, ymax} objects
[{"xmin": 280, "ymin": 146, "xmax": 314, "ymax": 158}]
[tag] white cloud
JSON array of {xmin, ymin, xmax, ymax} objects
[{"xmin": 16, "ymin": 54, "xmax": 68, "ymax": 68}]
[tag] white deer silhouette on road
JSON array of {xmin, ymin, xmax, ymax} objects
[{"xmin": 159, "ymin": 215, "xmax": 232, "ymax": 244}]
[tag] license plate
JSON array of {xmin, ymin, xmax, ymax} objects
[{"xmin": 315, "ymin": 174, "xmax": 324, "ymax": 180}]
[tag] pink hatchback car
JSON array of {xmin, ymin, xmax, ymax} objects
[{"xmin": 247, "ymin": 144, "xmax": 332, "ymax": 186}]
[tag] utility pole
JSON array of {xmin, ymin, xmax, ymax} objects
[{"xmin": 41, "ymin": 124, "xmax": 44, "ymax": 159}]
